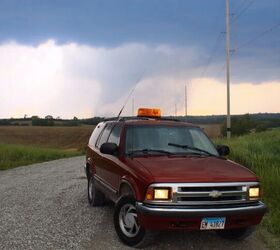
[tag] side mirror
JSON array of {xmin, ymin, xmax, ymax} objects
[
  {"xmin": 100, "ymin": 142, "xmax": 118, "ymax": 155},
  {"xmin": 216, "ymin": 145, "xmax": 230, "ymax": 156}
]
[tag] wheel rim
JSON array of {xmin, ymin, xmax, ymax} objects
[
  {"xmin": 88, "ymin": 177, "xmax": 95, "ymax": 201},
  {"xmin": 119, "ymin": 203, "xmax": 140, "ymax": 238}
]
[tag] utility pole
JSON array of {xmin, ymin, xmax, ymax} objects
[
  {"xmin": 226, "ymin": 0, "xmax": 231, "ymax": 139},
  {"xmin": 185, "ymin": 83, "xmax": 187, "ymax": 118}
]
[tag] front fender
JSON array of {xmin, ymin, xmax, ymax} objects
[{"xmin": 120, "ymin": 176, "xmax": 143, "ymax": 201}]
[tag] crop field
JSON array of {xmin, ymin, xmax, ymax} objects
[
  {"xmin": 0, "ymin": 125, "xmax": 95, "ymax": 151},
  {"xmin": 215, "ymin": 129, "xmax": 280, "ymax": 246}
]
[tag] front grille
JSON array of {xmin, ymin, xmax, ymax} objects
[
  {"xmin": 179, "ymin": 196, "xmax": 240, "ymax": 202},
  {"xmin": 175, "ymin": 183, "xmax": 248, "ymax": 205},
  {"xmin": 179, "ymin": 186, "xmax": 241, "ymax": 192},
  {"xmin": 144, "ymin": 182, "xmax": 260, "ymax": 206}
]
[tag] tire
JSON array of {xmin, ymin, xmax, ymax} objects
[
  {"xmin": 216, "ymin": 227, "xmax": 254, "ymax": 240},
  {"xmin": 114, "ymin": 195, "xmax": 155, "ymax": 248},
  {"xmin": 87, "ymin": 176, "xmax": 105, "ymax": 206}
]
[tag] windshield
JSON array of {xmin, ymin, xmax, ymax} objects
[{"xmin": 125, "ymin": 125, "xmax": 219, "ymax": 156}]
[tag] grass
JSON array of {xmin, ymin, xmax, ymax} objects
[
  {"xmin": 215, "ymin": 129, "xmax": 280, "ymax": 245},
  {"xmin": 0, "ymin": 143, "xmax": 82, "ymax": 170}
]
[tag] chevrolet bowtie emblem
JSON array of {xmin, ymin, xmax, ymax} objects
[{"xmin": 209, "ymin": 190, "xmax": 222, "ymax": 198}]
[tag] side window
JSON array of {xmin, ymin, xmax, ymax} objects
[
  {"xmin": 108, "ymin": 123, "xmax": 122, "ymax": 146},
  {"xmin": 96, "ymin": 123, "xmax": 114, "ymax": 148},
  {"xmin": 89, "ymin": 122, "xmax": 106, "ymax": 148}
]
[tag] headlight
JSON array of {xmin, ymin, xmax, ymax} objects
[
  {"xmin": 154, "ymin": 189, "xmax": 170, "ymax": 200},
  {"xmin": 145, "ymin": 187, "xmax": 171, "ymax": 201},
  {"xmin": 249, "ymin": 187, "xmax": 260, "ymax": 200}
]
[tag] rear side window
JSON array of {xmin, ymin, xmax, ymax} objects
[
  {"xmin": 108, "ymin": 123, "xmax": 122, "ymax": 146},
  {"xmin": 96, "ymin": 123, "xmax": 114, "ymax": 148},
  {"xmin": 88, "ymin": 122, "xmax": 106, "ymax": 148}
]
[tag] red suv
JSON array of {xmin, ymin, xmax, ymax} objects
[{"xmin": 85, "ymin": 108, "xmax": 266, "ymax": 247}]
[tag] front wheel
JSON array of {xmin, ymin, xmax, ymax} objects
[
  {"xmin": 114, "ymin": 195, "xmax": 154, "ymax": 248},
  {"xmin": 216, "ymin": 227, "xmax": 254, "ymax": 240}
]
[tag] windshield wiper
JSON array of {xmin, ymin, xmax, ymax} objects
[
  {"xmin": 168, "ymin": 143, "xmax": 219, "ymax": 158},
  {"xmin": 127, "ymin": 149, "xmax": 175, "ymax": 157}
]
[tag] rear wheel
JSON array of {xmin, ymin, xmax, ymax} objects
[
  {"xmin": 216, "ymin": 227, "xmax": 254, "ymax": 240},
  {"xmin": 87, "ymin": 176, "xmax": 105, "ymax": 206},
  {"xmin": 114, "ymin": 195, "xmax": 155, "ymax": 248}
]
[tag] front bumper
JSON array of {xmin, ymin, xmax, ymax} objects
[{"xmin": 136, "ymin": 202, "xmax": 266, "ymax": 230}]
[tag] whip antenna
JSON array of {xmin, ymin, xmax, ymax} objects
[{"xmin": 117, "ymin": 72, "xmax": 145, "ymax": 119}]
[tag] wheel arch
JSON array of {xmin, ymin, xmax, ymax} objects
[
  {"xmin": 86, "ymin": 160, "xmax": 96, "ymax": 179},
  {"xmin": 85, "ymin": 161, "xmax": 91, "ymax": 179},
  {"xmin": 119, "ymin": 178, "xmax": 139, "ymax": 199}
]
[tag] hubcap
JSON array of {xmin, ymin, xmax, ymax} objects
[{"xmin": 119, "ymin": 203, "xmax": 140, "ymax": 238}]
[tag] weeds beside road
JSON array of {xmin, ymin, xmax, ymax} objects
[
  {"xmin": 0, "ymin": 144, "xmax": 81, "ymax": 170},
  {"xmin": 215, "ymin": 129, "xmax": 280, "ymax": 248}
]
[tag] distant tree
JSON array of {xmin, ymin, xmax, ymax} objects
[
  {"xmin": 32, "ymin": 116, "xmax": 54, "ymax": 126},
  {"xmin": 221, "ymin": 114, "xmax": 255, "ymax": 136},
  {"xmin": 0, "ymin": 119, "xmax": 11, "ymax": 126},
  {"xmin": 24, "ymin": 114, "xmax": 28, "ymax": 119},
  {"xmin": 255, "ymin": 123, "xmax": 267, "ymax": 133},
  {"xmin": 73, "ymin": 116, "xmax": 78, "ymax": 120},
  {"xmin": 81, "ymin": 117, "xmax": 104, "ymax": 125},
  {"xmin": 45, "ymin": 115, "xmax": 53, "ymax": 120}
]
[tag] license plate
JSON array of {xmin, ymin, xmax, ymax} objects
[{"xmin": 200, "ymin": 217, "xmax": 226, "ymax": 230}]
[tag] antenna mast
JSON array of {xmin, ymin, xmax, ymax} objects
[
  {"xmin": 132, "ymin": 98, "xmax": 134, "ymax": 116},
  {"xmin": 117, "ymin": 71, "xmax": 145, "ymax": 119}
]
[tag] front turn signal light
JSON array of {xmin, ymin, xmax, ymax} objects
[{"xmin": 145, "ymin": 186, "xmax": 153, "ymax": 201}]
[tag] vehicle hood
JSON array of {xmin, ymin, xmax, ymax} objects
[{"xmin": 133, "ymin": 156, "xmax": 257, "ymax": 183}]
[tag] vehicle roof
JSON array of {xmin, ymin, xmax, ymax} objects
[{"xmin": 104, "ymin": 117, "xmax": 200, "ymax": 128}]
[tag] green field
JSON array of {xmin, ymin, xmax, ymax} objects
[
  {"xmin": 215, "ymin": 129, "xmax": 280, "ymax": 246},
  {"xmin": 0, "ymin": 144, "xmax": 82, "ymax": 170}
]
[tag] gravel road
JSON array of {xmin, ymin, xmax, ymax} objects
[{"xmin": 0, "ymin": 156, "xmax": 267, "ymax": 250}]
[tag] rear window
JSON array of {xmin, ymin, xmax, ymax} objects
[
  {"xmin": 107, "ymin": 123, "xmax": 122, "ymax": 146},
  {"xmin": 96, "ymin": 123, "xmax": 114, "ymax": 148},
  {"xmin": 88, "ymin": 122, "xmax": 106, "ymax": 148}
]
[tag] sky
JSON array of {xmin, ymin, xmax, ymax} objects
[{"xmin": 0, "ymin": 0, "xmax": 279, "ymax": 118}]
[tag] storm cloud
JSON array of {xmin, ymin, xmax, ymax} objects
[{"xmin": 0, "ymin": 40, "xmax": 279, "ymax": 118}]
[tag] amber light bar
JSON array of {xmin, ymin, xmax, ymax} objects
[{"xmin": 137, "ymin": 108, "xmax": 161, "ymax": 118}]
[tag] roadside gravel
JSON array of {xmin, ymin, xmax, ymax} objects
[{"xmin": 0, "ymin": 156, "xmax": 267, "ymax": 250}]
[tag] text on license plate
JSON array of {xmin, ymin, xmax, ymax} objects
[{"xmin": 200, "ymin": 217, "xmax": 226, "ymax": 230}]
